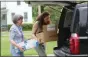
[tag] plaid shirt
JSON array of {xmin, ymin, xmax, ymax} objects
[{"xmin": 9, "ymin": 24, "xmax": 24, "ymax": 53}]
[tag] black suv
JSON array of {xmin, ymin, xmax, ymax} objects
[
  {"xmin": 26, "ymin": 1, "xmax": 88, "ymax": 57},
  {"xmin": 53, "ymin": 1, "xmax": 88, "ymax": 57}
]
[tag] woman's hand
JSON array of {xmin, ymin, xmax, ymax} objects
[
  {"xmin": 17, "ymin": 44, "xmax": 24, "ymax": 52},
  {"xmin": 33, "ymin": 37, "xmax": 41, "ymax": 43},
  {"xmin": 10, "ymin": 40, "xmax": 24, "ymax": 52},
  {"xmin": 33, "ymin": 37, "xmax": 37, "ymax": 40}
]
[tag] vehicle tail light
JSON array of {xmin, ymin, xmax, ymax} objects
[{"xmin": 70, "ymin": 33, "xmax": 80, "ymax": 54}]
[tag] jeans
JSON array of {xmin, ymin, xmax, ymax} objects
[{"xmin": 35, "ymin": 44, "xmax": 47, "ymax": 57}]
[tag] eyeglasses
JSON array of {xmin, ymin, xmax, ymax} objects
[{"xmin": 18, "ymin": 16, "xmax": 23, "ymax": 20}]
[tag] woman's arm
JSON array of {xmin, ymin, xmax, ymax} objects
[
  {"xmin": 32, "ymin": 22, "xmax": 38, "ymax": 40},
  {"xmin": 10, "ymin": 40, "xmax": 24, "ymax": 51},
  {"xmin": 9, "ymin": 29, "xmax": 24, "ymax": 51}
]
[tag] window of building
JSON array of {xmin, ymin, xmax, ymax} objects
[
  {"xmin": 17, "ymin": 1, "xmax": 21, "ymax": 5},
  {"xmin": 2, "ymin": 14, "xmax": 7, "ymax": 20},
  {"xmin": 24, "ymin": 12, "xmax": 28, "ymax": 22},
  {"xmin": 11, "ymin": 13, "xmax": 15, "ymax": 19}
]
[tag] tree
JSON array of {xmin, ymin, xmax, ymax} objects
[
  {"xmin": 32, "ymin": 5, "xmax": 38, "ymax": 22},
  {"xmin": 44, "ymin": 5, "xmax": 63, "ymax": 24},
  {"xmin": 32, "ymin": 5, "xmax": 63, "ymax": 23}
]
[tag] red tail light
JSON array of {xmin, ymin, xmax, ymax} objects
[{"xmin": 70, "ymin": 33, "xmax": 80, "ymax": 54}]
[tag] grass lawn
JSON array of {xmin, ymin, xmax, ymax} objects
[{"xmin": 1, "ymin": 31, "xmax": 57, "ymax": 56}]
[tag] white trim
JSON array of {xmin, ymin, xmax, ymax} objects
[{"xmin": 79, "ymin": 37, "xmax": 88, "ymax": 39}]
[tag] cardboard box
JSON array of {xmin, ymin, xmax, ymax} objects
[{"xmin": 36, "ymin": 24, "xmax": 58, "ymax": 43}]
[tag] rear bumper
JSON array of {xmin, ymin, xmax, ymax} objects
[{"xmin": 53, "ymin": 47, "xmax": 88, "ymax": 57}]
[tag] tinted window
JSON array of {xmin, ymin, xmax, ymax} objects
[
  {"xmin": 78, "ymin": 7, "xmax": 88, "ymax": 36},
  {"xmin": 72, "ymin": 9, "xmax": 80, "ymax": 33},
  {"xmin": 79, "ymin": 7, "xmax": 87, "ymax": 27},
  {"xmin": 64, "ymin": 11, "xmax": 73, "ymax": 28},
  {"xmin": 71, "ymin": 3, "xmax": 88, "ymax": 34}
]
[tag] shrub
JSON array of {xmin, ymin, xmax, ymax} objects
[
  {"xmin": 7, "ymin": 24, "xmax": 33, "ymax": 31},
  {"xmin": 8, "ymin": 25, "xmax": 12, "ymax": 31},
  {"xmin": 22, "ymin": 24, "xmax": 33, "ymax": 31}
]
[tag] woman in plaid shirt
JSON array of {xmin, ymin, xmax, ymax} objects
[{"xmin": 9, "ymin": 14, "xmax": 24, "ymax": 57}]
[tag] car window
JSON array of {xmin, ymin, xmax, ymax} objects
[
  {"xmin": 78, "ymin": 7, "xmax": 88, "ymax": 36},
  {"xmin": 64, "ymin": 10, "xmax": 73, "ymax": 28},
  {"xmin": 79, "ymin": 7, "xmax": 87, "ymax": 27},
  {"xmin": 71, "ymin": 8, "xmax": 80, "ymax": 33}
]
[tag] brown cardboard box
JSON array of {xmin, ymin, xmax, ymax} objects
[{"xmin": 36, "ymin": 24, "xmax": 58, "ymax": 43}]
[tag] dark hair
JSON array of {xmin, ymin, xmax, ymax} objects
[{"xmin": 36, "ymin": 11, "xmax": 50, "ymax": 30}]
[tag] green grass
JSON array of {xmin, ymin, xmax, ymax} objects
[{"xmin": 1, "ymin": 31, "xmax": 57, "ymax": 56}]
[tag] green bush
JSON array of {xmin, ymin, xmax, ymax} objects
[
  {"xmin": 22, "ymin": 24, "xmax": 33, "ymax": 31},
  {"xmin": 8, "ymin": 25, "xmax": 12, "ymax": 31},
  {"xmin": 8, "ymin": 24, "xmax": 33, "ymax": 31}
]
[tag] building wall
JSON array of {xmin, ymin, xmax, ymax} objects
[
  {"xmin": 1, "ymin": 2, "xmax": 6, "ymax": 8},
  {"xmin": 6, "ymin": 2, "xmax": 32, "ymax": 25},
  {"xmin": 1, "ymin": 2, "xmax": 7, "ymax": 27}
]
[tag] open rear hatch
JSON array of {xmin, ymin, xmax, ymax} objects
[{"xmin": 26, "ymin": 1, "xmax": 77, "ymax": 6}]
